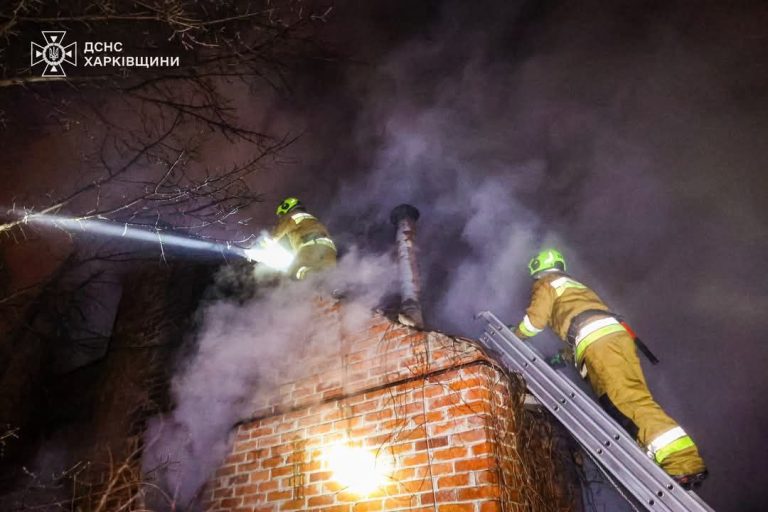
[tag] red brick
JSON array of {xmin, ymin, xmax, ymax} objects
[
  {"xmin": 258, "ymin": 480, "xmax": 278, "ymax": 492},
  {"xmin": 279, "ymin": 499, "xmax": 306, "ymax": 510},
  {"xmin": 266, "ymin": 490, "xmax": 292, "ymax": 501},
  {"xmin": 309, "ymin": 422, "xmax": 333, "ymax": 435},
  {"xmin": 234, "ymin": 484, "xmax": 259, "ymax": 496},
  {"xmin": 225, "ymin": 452, "xmax": 247, "ymax": 465},
  {"xmin": 307, "ymin": 495, "xmax": 334, "ymax": 506},
  {"xmin": 353, "ymin": 500, "xmax": 384, "ymax": 511},
  {"xmin": 391, "ymin": 467, "xmax": 416, "ymax": 481},
  {"xmin": 257, "ymin": 434, "xmax": 281, "ymax": 448},
  {"xmin": 401, "ymin": 452, "xmax": 429, "ymax": 466},
  {"xmin": 336, "ymin": 491, "xmax": 363, "ymax": 502},
  {"xmin": 438, "ymin": 505, "xmax": 475, "ymax": 512},
  {"xmin": 213, "ymin": 487, "xmax": 233, "ymax": 499},
  {"xmin": 363, "ymin": 409, "xmax": 393, "ymax": 422},
  {"xmin": 247, "ymin": 469, "xmax": 270, "ymax": 482},
  {"xmin": 416, "ymin": 462, "xmax": 453, "ymax": 477},
  {"xmin": 429, "ymin": 394, "xmax": 461, "ymax": 409},
  {"xmin": 437, "ymin": 473, "xmax": 470, "ymax": 488},
  {"xmin": 235, "ymin": 439, "xmax": 259, "ymax": 452},
  {"xmin": 243, "ymin": 494, "xmax": 266, "ymax": 505},
  {"xmin": 472, "ymin": 441, "xmax": 494, "ymax": 456},
  {"xmin": 475, "ymin": 470, "xmax": 499, "ymax": 485},
  {"xmin": 423, "ymin": 411, "xmax": 444, "ymax": 422},
  {"xmin": 448, "ymin": 377, "xmax": 484, "ymax": 391},
  {"xmin": 309, "ymin": 470, "xmax": 333, "ymax": 482},
  {"xmin": 215, "ymin": 465, "xmax": 236, "ymax": 478},
  {"xmin": 349, "ymin": 425, "xmax": 378, "ymax": 439},
  {"xmin": 323, "ymin": 389, "xmax": 344, "ymax": 400},
  {"xmin": 451, "ymin": 429, "xmax": 487, "ymax": 444},
  {"xmin": 351, "ymin": 400, "xmax": 380, "ymax": 415},
  {"xmin": 227, "ymin": 474, "xmax": 249, "ymax": 486},
  {"xmin": 262, "ymin": 456, "xmax": 283, "ymax": 468},
  {"xmin": 420, "ymin": 489, "xmax": 456, "ymax": 504},
  {"xmin": 418, "ymin": 384, "xmax": 442, "ymax": 398},
  {"xmin": 432, "ymin": 446, "xmax": 468, "ymax": 461},
  {"xmin": 458, "ymin": 486, "xmax": 499, "ymax": 500},
  {"xmin": 384, "ymin": 495, "xmax": 417, "ymax": 508},
  {"xmin": 455, "ymin": 457, "xmax": 493, "ymax": 471},
  {"xmin": 465, "ymin": 388, "xmax": 491, "ymax": 401},
  {"xmin": 414, "ymin": 435, "xmax": 449, "ymax": 451},
  {"xmin": 323, "ymin": 480, "xmax": 345, "ymax": 492},
  {"xmin": 220, "ymin": 497, "xmax": 243, "ymax": 508},
  {"xmin": 447, "ymin": 401, "xmax": 487, "ymax": 417},
  {"xmin": 247, "ymin": 426, "xmax": 274, "ymax": 437},
  {"xmin": 270, "ymin": 465, "xmax": 293, "ymax": 478}
]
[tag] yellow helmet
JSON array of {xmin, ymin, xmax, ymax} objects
[
  {"xmin": 276, "ymin": 197, "xmax": 302, "ymax": 216},
  {"xmin": 528, "ymin": 248, "xmax": 566, "ymax": 277}
]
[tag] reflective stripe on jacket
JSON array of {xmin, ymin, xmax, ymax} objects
[
  {"xmin": 514, "ymin": 272, "xmax": 613, "ymax": 352},
  {"xmin": 272, "ymin": 210, "xmax": 334, "ymax": 253}
]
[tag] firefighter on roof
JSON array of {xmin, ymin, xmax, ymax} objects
[
  {"xmin": 513, "ymin": 248, "xmax": 708, "ymax": 489},
  {"xmin": 273, "ymin": 197, "xmax": 337, "ymax": 280}
]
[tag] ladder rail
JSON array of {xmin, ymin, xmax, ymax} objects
[{"xmin": 477, "ymin": 311, "xmax": 714, "ymax": 512}]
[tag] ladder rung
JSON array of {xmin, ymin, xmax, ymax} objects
[{"xmin": 477, "ymin": 311, "xmax": 714, "ymax": 512}]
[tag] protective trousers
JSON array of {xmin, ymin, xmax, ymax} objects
[
  {"xmin": 582, "ymin": 332, "xmax": 706, "ymax": 476},
  {"xmin": 291, "ymin": 245, "xmax": 336, "ymax": 280}
]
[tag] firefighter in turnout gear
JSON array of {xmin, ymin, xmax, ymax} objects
[
  {"xmin": 513, "ymin": 249, "xmax": 708, "ymax": 488},
  {"xmin": 273, "ymin": 197, "xmax": 337, "ymax": 280}
]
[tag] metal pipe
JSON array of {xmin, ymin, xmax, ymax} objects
[{"xmin": 390, "ymin": 204, "xmax": 424, "ymax": 328}]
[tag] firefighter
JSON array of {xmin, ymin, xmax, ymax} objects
[
  {"xmin": 513, "ymin": 248, "xmax": 708, "ymax": 489},
  {"xmin": 272, "ymin": 197, "xmax": 337, "ymax": 280}
]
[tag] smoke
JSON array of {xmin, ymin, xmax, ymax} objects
[
  {"xmin": 306, "ymin": 1, "xmax": 768, "ymax": 510},
  {"xmin": 140, "ymin": 1, "xmax": 768, "ymax": 510},
  {"xmin": 141, "ymin": 249, "xmax": 396, "ymax": 509}
]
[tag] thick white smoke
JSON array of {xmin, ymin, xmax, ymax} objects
[{"xmin": 141, "ymin": 249, "xmax": 396, "ymax": 509}]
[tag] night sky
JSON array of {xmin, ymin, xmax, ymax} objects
[{"xmin": 2, "ymin": 1, "xmax": 768, "ymax": 511}]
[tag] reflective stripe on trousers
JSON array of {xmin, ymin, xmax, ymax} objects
[
  {"xmin": 574, "ymin": 316, "xmax": 626, "ymax": 364},
  {"xmin": 646, "ymin": 426, "xmax": 696, "ymax": 464}
]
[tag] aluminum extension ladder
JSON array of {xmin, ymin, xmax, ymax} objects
[{"xmin": 477, "ymin": 311, "xmax": 715, "ymax": 512}]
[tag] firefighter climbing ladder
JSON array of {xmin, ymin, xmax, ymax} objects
[{"xmin": 477, "ymin": 311, "xmax": 715, "ymax": 512}]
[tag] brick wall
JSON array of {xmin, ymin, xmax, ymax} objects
[{"xmin": 206, "ymin": 302, "xmax": 581, "ymax": 512}]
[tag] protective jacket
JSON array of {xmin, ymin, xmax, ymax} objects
[
  {"xmin": 514, "ymin": 271, "xmax": 706, "ymax": 478},
  {"xmin": 272, "ymin": 209, "xmax": 336, "ymax": 279},
  {"xmin": 514, "ymin": 273, "xmax": 620, "ymax": 364}
]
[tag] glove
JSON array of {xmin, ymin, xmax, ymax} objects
[
  {"xmin": 506, "ymin": 324, "xmax": 528, "ymax": 340},
  {"xmin": 548, "ymin": 348, "xmax": 573, "ymax": 368}
]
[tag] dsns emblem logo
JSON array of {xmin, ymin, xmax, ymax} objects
[{"xmin": 31, "ymin": 31, "xmax": 77, "ymax": 77}]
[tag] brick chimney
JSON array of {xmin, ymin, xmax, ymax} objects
[{"xmin": 205, "ymin": 301, "xmax": 581, "ymax": 511}]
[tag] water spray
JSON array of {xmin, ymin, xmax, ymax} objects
[{"xmin": 22, "ymin": 213, "xmax": 295, "ymax": 271}]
